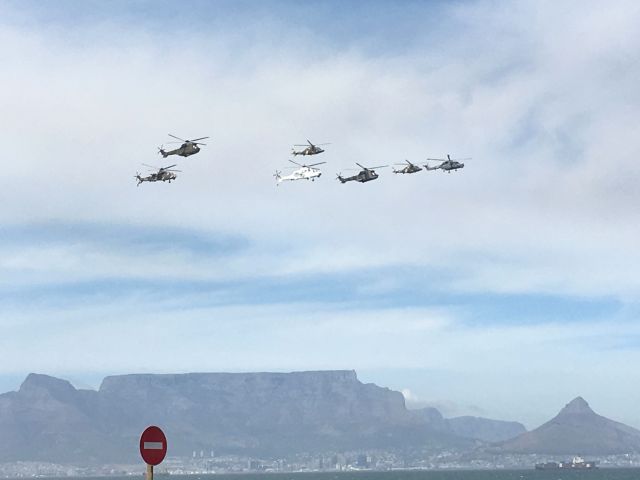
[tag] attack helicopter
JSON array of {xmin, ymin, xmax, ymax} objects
[
  {"xmin": 337, "ymin": 163, "xmax": 387, "ymax": 184},
  {"xmin": 425, "ymin": 154, "xmax": 471, "ymax": 173},
  {"xmin": 392, "ymin": 160, "xmax": 423, "ymax": 174},
  {"xmin": 292, "ymin": 140, "xmax": 330, "ymax": 157},
  {"xmin": 159, "ymin": 134, "xmax": 209, "ymax": 158},
  {"xmin": 135, "ymin": 164, "xmax": 181, "ymax": 186},
  {"xmin": 274, "ymin": 160, "xmax": 326, "ymax": 185}
]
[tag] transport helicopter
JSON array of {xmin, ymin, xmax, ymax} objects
[
  {"xmin": 392, "ymin": 160, "xmax": 423, "ymax": 174},
  {"xmin": 337, "ymin": 163, "xmax": 387, "ymax": 184},
  {"xmin": 135, "ymin": 164, "xmax": 181, "ymax": 186},
  {"xmin": 291, "ymin": 140, "xmax": 330, "ymax": 157},
  {"xmin": 159, "ymin": 134, "xmax": 209, "ymax": 158},
  {"xmin": 274, "ymin": 160, "xmax": 326, "ymax": 185},
  {"xmin": 425, "ymin": 154, "xmax": 471, "ymax": 173}
]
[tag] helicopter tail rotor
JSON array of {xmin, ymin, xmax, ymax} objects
[{"xmin": 158, "ymin": 145, "xmax": 169, "ymax": 158}]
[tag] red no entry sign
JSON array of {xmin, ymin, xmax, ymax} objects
[{"xmin": 139, "ymin": 426, "xmax": 167, "ymax": 466}]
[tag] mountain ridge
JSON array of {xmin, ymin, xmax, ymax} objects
[
  {"xmin": 496, "ymin": 396, "xmax": 640, "ymax": 454},
  {"xmin": 0, "ymin": 371, "xmax": 474, "ymax": 463}
]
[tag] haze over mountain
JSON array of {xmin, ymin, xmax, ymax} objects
[
  {"xmin": 7, "ymin": 371, "xmax": 640, "ymax": 465},
  {"xmin": 497, "ymin": 397, "xmax": 640, "ymax": 455},
  {"xmin": 1, "ymin": 371, "xmax": 494, "ymax": 463},
  {"xmin": 414, "ymin": 407, "xmax": 525, "ymax": 443}
]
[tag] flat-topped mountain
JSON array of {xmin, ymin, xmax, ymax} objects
[
  {"xmin": 497, "ymin": 396, "xmax": 640, "ymax": 454},
  {"xmin": 0, "ymin": 370, "xmax": 477, "ymax": 463}
]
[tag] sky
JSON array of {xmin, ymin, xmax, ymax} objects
[{"xmin": 1, "ymin": 0, "xmax": 640, "ymax": 429}]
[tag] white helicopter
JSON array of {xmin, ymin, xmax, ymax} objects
[{"xmin": 274, "ymin": 160, "xmax": 326, "ymax": 185}]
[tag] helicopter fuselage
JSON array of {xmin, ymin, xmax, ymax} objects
[
  {"xmin": 292, "ymin": 146, "xmax": 324, "ymax": 156},
  {"xmin": 427, "ymin": 160, "xmax": 464, "ymax": 172},
  {"xmin": 136, "ymin": 171, "xmax": 177, "ymax": 186},
  {"xmin": 277, "ymin": 167, "xmax": 322, "ymax": 183},
  {"xmin": 393, "ymin": 164, "xmax": 422, "ymax": 174},
  {"xmin": 160, "ymin": 142, "xmax": 200, "ymax": 158},
  {"xmin": 338, "ymin": 169, "xmax": 379, "ymax": 184}
]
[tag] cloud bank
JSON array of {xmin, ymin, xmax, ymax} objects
[{"xmin": 1, "ymin": 0, "xmax": 640, "ymax": 427}]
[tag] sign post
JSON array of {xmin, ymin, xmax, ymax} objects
[{"xmin": 140, "ymin": 426, "xmax": 167, "ymax": 480}]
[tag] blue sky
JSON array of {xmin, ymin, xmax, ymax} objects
[{"xmin": 2, "ymin": 0, "xmax": 640, "ymax": 429}]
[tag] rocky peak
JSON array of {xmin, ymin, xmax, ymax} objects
[
  {"xmin": 558, "ymin": 396, "xmax": 594, "ymax": 416},
  {"xmin": 19, "ymin": 373, "xmax": 77, "ymax": 401}
]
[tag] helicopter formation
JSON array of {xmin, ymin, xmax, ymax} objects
[
  {"xmin": 135, "ymin": 134, "xmax": 208, "ymax": 186},
  {"xmin": 134, "ymin": 135, "xmax": 470, "ymax": 187},
  {"xmin": 275, "ymin": 139, "xmax": 470, "ymax": 186}
]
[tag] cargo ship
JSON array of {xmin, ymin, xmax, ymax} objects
[{"xmin": 535, "ymin": 456, "xmax": 598, "ymax": 470}]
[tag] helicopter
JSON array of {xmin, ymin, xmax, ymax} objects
[
  {"xmin": 135, "ymin": 164, "xmax": 181, "ymax": 186},
  {"xmin": 425, "ymin": 154, "xmax": 471, "ymax": 173},
  {"xmin": 158, "ymin": 134, "xmax": 209, "ymax": 158},
  {"xmin": 392, "ymin": 159, "xmax": 423, "ymax": 174},
  {"xmin": 337, "ymin": 163, "xmax": 387, "ymax": 184},
  {"xmin": 274, "ymin": 160, "xmax": 326, "ymax": 185},
  {"xmin": 291, "ymin": 139, "xmax": 330, "ymax": 157}
]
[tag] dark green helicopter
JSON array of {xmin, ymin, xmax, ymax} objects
[
  {"xmin": 392, "ymin": 159, "xmax": 423, "ymax": 174},
  {"xmin": 159, "ymin": 134, "xmax": 209, "ymax": 158},
  {"xmin": 337, "ymin": 163, "xmax": 388, "ymax": 184},
  {"xmin": 135, "ymin": 164, "xmax": 181, "ymax": 186}
]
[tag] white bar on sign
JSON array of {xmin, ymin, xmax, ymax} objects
[{"xmin": 144, "ymin": 442, "xmax": 164, "ymax": 450}]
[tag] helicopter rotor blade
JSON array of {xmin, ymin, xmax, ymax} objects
[
  {"xmin": 306, "ymin": 161, "xmax": 326, "ymax": 167},
  {"xmin": 141, "ymin": 163, "xmax": 159, "ymax": 169},
  {"xmin": 366, "ymin": 165, "xmax": 388, "ymax": 170},
  {"xmin": 164, "ymin": 164, "xmax": 177, "ymax": 170},
  {"xmin": 168, "ymin": 134, "xmax": 186, "ymax": 142},
  {"xmin": 288, "ymin": 159, "xmax": 303, "ymax": 167},
  {"xmin": 189, "ymin": 136, "xmax": 209, "ymax": 142},
  {"xmin": 426, "ymin": 158, "xmax": 446, "ymax": 162},
  {"xmin": 192, "ymin": 142, "xmax": 207, "ymax": 146}
]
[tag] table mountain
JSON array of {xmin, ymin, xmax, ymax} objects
[
  {"xmin": 497, "ymin": 396, "xmax": 640, "ymax": 454},
  {"xmin": 0, "ymin": 370, "xmax": 472, "ymax": 463}
]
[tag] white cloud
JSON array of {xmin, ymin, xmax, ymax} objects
[
  {"xmin": 2, "ymin": 2, "xmax": 639, "ymax": 297},
  {"xmin": 1, "ymin": 0, "xmax": 640, "ymax": 428}
]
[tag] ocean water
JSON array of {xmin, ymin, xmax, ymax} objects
[{"xmin": 93, "ymin": 470, "xmax": 640, "ymax": 480}]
